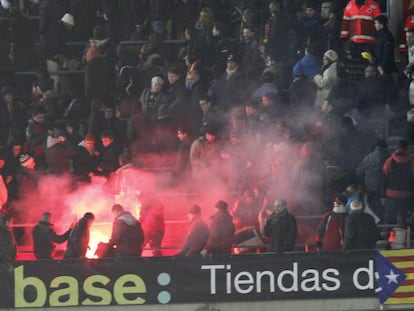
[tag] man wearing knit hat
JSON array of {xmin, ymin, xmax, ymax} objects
[
  {"xmin": 343, "ymin": 200, "xmax": 379, "ymax": 250},
  {"xmin": 313, "ymin": 49, "xmax": 338, "ymax": 109},
  {"xmin": 201, "ymin": 200, "xmax": 235, "ymax": 255},
  {"xmin": 264, "ymin": 199, "xmax": 297, "ymax": 253}
]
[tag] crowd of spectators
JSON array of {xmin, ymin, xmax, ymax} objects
[{"xmin": 1, "ymin": 0, "xmax": 414, "ymax": 258}]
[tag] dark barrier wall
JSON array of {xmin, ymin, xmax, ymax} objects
[{"xmin": 0, "ymin": 251, "xmax": 386, "ymax": 308}]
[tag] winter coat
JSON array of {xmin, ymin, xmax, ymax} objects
[
  {"xmin": 64, "ymin": 216, "xmax": 91, "ymax": 258},
  {"xmin": 292, "ymin": 54, "xmax": 321, "ymax": 81},
  {"xmin": 264, "ymin": 210, "xmax": 297, "ymax": 253},
  {"xmin": 204, "ymin": 209, "xmax": 235, "ymax": 254},
  {"xmin": 374, "ymin": 27, "xmax": 398, "ymax": 74},
  {"xmin": 178, "ymin": 217, "xmax": 209, "ymax": 256},
  {"xmin": 383, "ymin": 149, "xmax": 414, "ymax": 198},
  {"xmin": 316, "ymin": 207, "xmax": 347, "ymax": 251},
  {"xmin": 110, "ymin": 211, "xmax": 144, "ymax": 256},
  {"xmin": 314, "ymin": 62, "xmax": 338, "ymax": 108},
  {"xmin": 0, "ymin": 224, "xmax": 16, "ymax": 262},
  {"xmin": 357, "ymin": 146, "xmax": 388, "ymax": 193},
  {"xmin": 32, "ymin": 221, "xmax": 71, "ymax": 259},
  {"xmin": 343, "ymin": 209, "xmax": 378, "ymax": 250}
]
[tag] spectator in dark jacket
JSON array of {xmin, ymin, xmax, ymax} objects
[
  {"xmin": 343, "ymin": 200, "xmax": 378, "ymax": 250},
  {"xmin": 64, "ymin": 212, "xmax": 95, "ymax": 259},
  {"xmin": 178, "ymin": 204, "xmax": 209, "ymax": 256},
  {"xmin": 32, "ymin": 212, "xmax": 71, "ymax": 259},
  {"xmin": 264, "ymin": 199, "xmax": 297, "ymax": 253},
  {"xmin": 97, "ymin": 131, "xmax": 122, "ymax": 177},
  {"xmin": 374, "ymin": 15, "xmax": 398, "ymax": 77},
  {"xmin": 110, "ymin": 204, "xmax": 144, "ymax": 257},
  {"xmin": 0, "ymin": 215, "xmax": 16, "ymax": 263},
  {"xmin": 201, "ymin": 200, "xmax": 235, "ymax": 255},
  {"xmin": 356, "ymin": 139, "xmax": 388, "ymax": 220}
]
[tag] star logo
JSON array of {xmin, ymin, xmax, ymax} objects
[{"xmin": 385, "ymin": 270, "xmax": 400, "ymax": 285}]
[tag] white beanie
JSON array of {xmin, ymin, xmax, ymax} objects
[
  {"xmin": 151, "ymin": 76, "xmax": 164, "ymax": 84},
  {"xmin": 324, "ymin": 49, "xmax": 338, "ymax": 62},
  {"xmin": 350, "ymin": 200, "xmax": 363, "ymax": 211},
  {"xmin": 0, "ymin": 0, "xmax": 11, "ymax": 9},
  {"xmin": 61, "ymin": 13, "xmax": 75, "ymax": 27}
]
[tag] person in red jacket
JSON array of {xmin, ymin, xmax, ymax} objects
[
  {"xmin": 340, "ymin": 0, "xmax": 381, "ymax": 59},
  {"xmin": 383, "ymin": 140, "xmax": 414, "ymax": 229},
  {"xmin": 315, "ymin": 195, "xmax": 348, "ymax": 251}
]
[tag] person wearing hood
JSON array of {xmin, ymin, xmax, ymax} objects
[
  {"xmin": 315, "ymin": 195, "xmax": 348, "ymax": 251},
  {"xmin": 264, "ymin": 199, "xmax": 297, "ymax": 253},
  {"xmin": 109, "ymin": 204, "xmax": 144, "ymax": 257},
  {"xmin": 314, "ymin": 49, "xmax": 338, "ymax": 109},
  {"xmin": 382, "ymin": 140, "xmax": 414, "ymax": 228},
  {"xmin": 343, "ymin": 200, "xmax": 378, "ymax": 250}
]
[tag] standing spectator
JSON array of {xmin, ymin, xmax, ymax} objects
[
  {"xmin": 292, "ymin": 44, "xmax": 321, "ymax": 81},
  {"xmin": 25, "ymin": 105, "xmax": 48, "ymax": 168},
  {"xmin": 382, "ymin": 140, "xmax": 414, "ymax": 228},
  {"xmin": 64, "ymin": 212, "xmax": 95, "ymax": 259},
  {"xmin": 300, "ymin": 1, "xmax": 327, "ymax": 58},
  {"xmin": 45, "ymin": 126, "xmax": 76, "ymax": 175},
  {"xmin": 0, "ymin": 86, "xmax": 11, "ymax": 146},
  {"xmin": 239, "ymin": 26, "xmax": 264, "ymax": 81},
  {"xmin": 109, "ymin": 204, "xmax": 144, "ymax": 257},
  {"xmin": 373, "ymin": 14, "xmax": 398, "ymax": 87},
  {"xmin": 139, "ymin": 196, "xmax": 165, "ymax": 256},
  {"xmin": 97, "ymin": 131, "xmax": 122, "ymax": 177},
  {"xmin": 406, "ymin": 29, "xmax": 414, "ymax": 66},
  {"xmin": 166, "ymin": 64, "xmax": 188, "ymax": 121},
  {"xmin": 139, "ymin": 76, "xmax": 170, "ymax": 124},
  {"xmin": 356, "ymin": 139, "xmax": 388, "ymax": 220},
  {"xmin": 177, "ymin": 204, "xmax": 209, "ymax": 256},
  {"xmin": 313, "ymin": 49, "xmax": 338, "ymax": 109},
  {"xmin": 32, "ymin": 212, "xmax": 72, "ymax": 260},
  {"xmin": 343, "ymin": 200, "xmax": 378, "ymax": 250},
  {"xmin": 264, "ymin": 199, "xmax": 297, "ymax": 253},
  {"xmin": 1, "ymin": 86, "xmax": 28, "ymax": 143},
  {"xmin": 315, "ymin": 195, "xmax": 348, "ymax": 251},
  {"xmin": 211, "ymin": 22, "xmax": 234, "ymax": 71},
  {"xmin": 185, "ymin": 68, "xmax": 208, "ymax": 133},
  {"xmin": 263, "ymin": 0, "xmax": 291, "ymax": 63},
  {"xmin": 171, "ymin": 126, "xmax": 192, "ymax": 181},
  {"xmin": 201, "ymin": 200, "xmax": 235, "ymax": 255},
  {"xmin": 0, "ymin": 215, "xmax": 16, "ymax": 263},
  {"xmin": 84, "ymin": 25, "xmax": 113, "ymax": 103},
  {"xmin": 72, "ymin": 133, "xmax": 99, "ymax": 183},
  {"xmin": 340, "ymin": 0, "xmax": 381, "ymax": 59}
]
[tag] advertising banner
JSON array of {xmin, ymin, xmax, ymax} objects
[{"xmin": 0, "ymin": 251, "xmax": 382, "ymax": 308}]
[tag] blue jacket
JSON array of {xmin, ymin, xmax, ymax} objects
[{"xmin": 292, "ymin": 54, "xmax": 321, "ymax": 80}]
